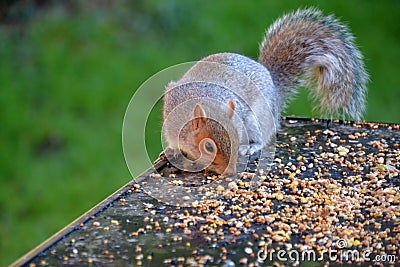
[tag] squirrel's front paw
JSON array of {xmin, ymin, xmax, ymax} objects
[
  {"xmin": 238, "ymin": 145, "xmax": 249, "ymax": 157},
  {"xmin": 249, "ymin": 143, "xmax": 263, "ymax": 156},
  {"xmin": 161, "ymin": 147, "xmax": 180, "ymax": 161},
  {"xmin": 239, "ymin": 143, "xmax": 263, "ymax": 156}
]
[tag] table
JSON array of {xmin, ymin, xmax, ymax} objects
[{"xmin": 12, "ymin": 118, "xmax": 400, "ymax": 267}]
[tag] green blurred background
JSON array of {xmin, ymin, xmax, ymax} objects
[{"xmin": 1, "ymin": 0, "xmax": 399, "ymax": 265}]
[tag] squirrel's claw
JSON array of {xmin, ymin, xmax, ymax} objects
[{"xmin": 238, "ymin": 143, "xmax": 263, "ymax": 157}]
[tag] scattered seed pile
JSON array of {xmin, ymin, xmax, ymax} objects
[{"xmin": 26, "ymin": 119, "xmax": 399, "ymax": 267}]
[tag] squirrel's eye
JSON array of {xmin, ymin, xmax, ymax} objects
[
  {"xmin": 201, "ymin": 138, "xmax": 216, "ymax": 155},
  {"xmin": 204, "ymin": 141, "xmax": 215, "ymax": 153}
]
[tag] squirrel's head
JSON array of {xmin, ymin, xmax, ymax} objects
[{"xmin": 178, "ymin": 100, "xmax": 238, "ymax": 175}]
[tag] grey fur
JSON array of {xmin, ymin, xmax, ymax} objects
[
  {"xmin": 259, "ymin": 8, "xmax": 368, "ymax": 120},
  {"xmin": 162, "ymin": 8, "xmax": 368, "ymax": 174}
]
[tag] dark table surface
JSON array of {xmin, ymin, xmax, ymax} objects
[{"xmin": 13, "ymin": 118, "xmax": 400, "ymax": 267}]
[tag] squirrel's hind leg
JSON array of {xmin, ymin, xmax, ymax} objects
[{"xmin": 246, "ymin": 114, "xmax": 264, "ymax": 155}]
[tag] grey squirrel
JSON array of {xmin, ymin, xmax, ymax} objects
[{"xmin": 161, "ymin": 8, "xmax": 368, "ymax": 175}]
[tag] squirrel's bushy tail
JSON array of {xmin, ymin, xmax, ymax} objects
[{"xmin": 259, "ymin": 8, "xmax": 368, "ymax": 121}]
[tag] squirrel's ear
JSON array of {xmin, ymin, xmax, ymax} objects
[
  {"xmin": 192, "ymin": 104, "xmax": 207, "ymax": 130},
  {"xmin": 227, "ymin": 99, "xmax": 235, "ymax": 120},
  {"xmin": 194, "ymin": 103, "xmax": 206, "ymax": 118}
]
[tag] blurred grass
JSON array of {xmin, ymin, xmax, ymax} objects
[{"xmin": 0, "ymin": 0, "xmax": 399, "ymax": 265}]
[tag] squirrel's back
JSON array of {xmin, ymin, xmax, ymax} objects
[{"xmin": 167, "ymin": 53, "xmax": 280, "ymax": 121}]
